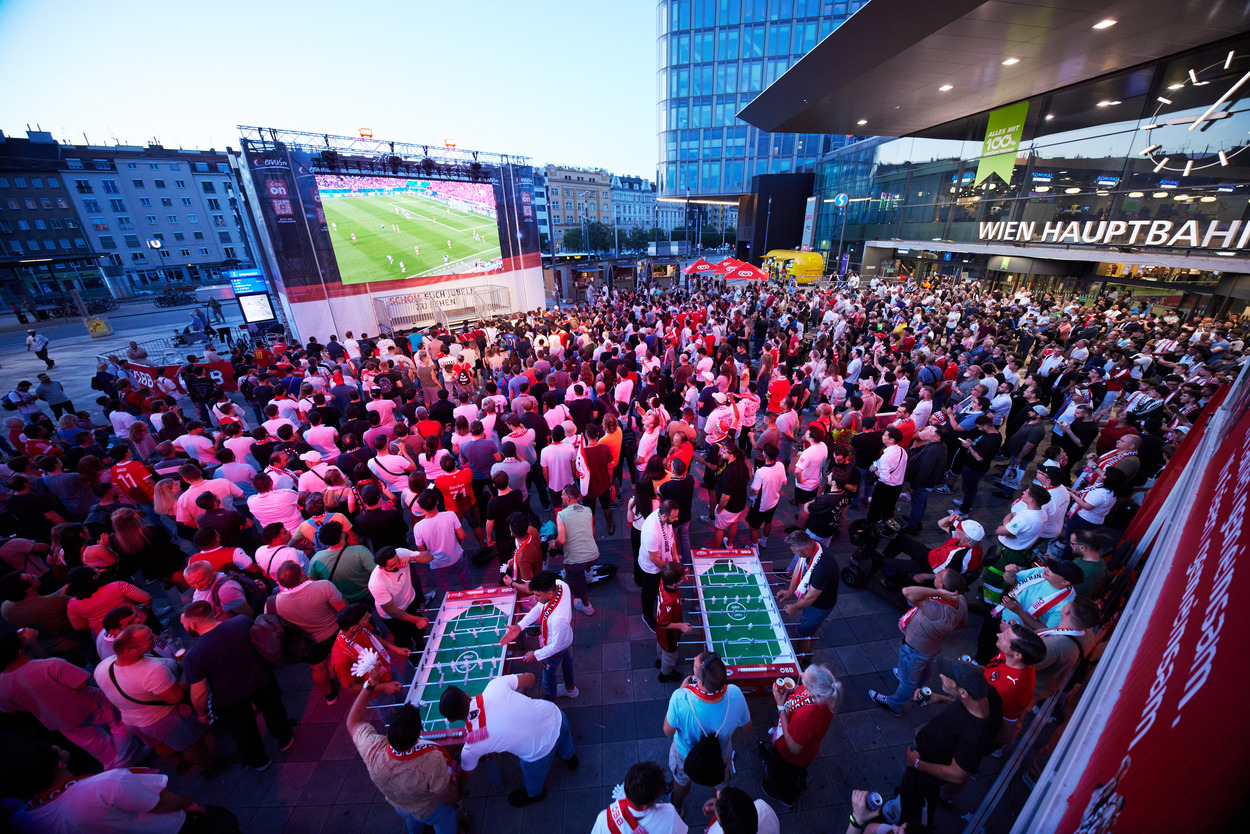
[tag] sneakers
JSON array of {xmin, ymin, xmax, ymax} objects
[
  {"xmin": 643, "ymin": 620, "xmax": 656, "ymax": 635},
  {"xmin": 899, "ymin": 492, "xmax": 912, "ymax": 503},
  {"xmin": 508, "ymin": 787, "xmax": 547, "ymax": 807},
  {"xmin": 759, "ymin": 536, "xmax": 769, "ymax": 549},
  {"xmin": 242, "ymin": 758, "xmax": 273, "ymax": 772},
  {"xmin": 933, "ymin": 485, "xmax": 953, "ymax": 494},
  {"xmin": 278, "ymin": 719, "xmax": 299, "ymax": 752},
  {"xmin": 869, "ymin": 689, "xmax": 902, "ymax": 716},
  {"xmin": 556, "ymin": 684, "xmax": 579, "ymax": 699},
  {"xmin": 658, "ymin": 671, "xmax": 682, "ymax": 683},
  {"xmin": 947, "ymin": 509, "xmax": 968, "ymax": 518},
  {"xmin": 324, "ymin": 687, "xmax": 339, "ymax": 707},
  {"xmin": 564, "ymin": 754, "xmax": 580, "ymax": 771},
  {"xmin": 750, "ymin": 544, "xmax": 760, "ymax": 559},
  {"xmin": 573, "ymin": 599, "xmax": 595, "ymax": 616}
]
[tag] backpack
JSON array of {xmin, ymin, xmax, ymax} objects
[
  {"xmin": 2, "ymin": 394, "xmax": 17, "ymax": 411},
  {"xmin": 682, "ymin": 692, "xmax": 733, "ymax": 786},
  {"xmin": 250, "ymin": 597, "xmax": 315, "ymax": 666},
  {"xmin": 209, "ymin": 574, "xmax": 270, "ymax": 619}
]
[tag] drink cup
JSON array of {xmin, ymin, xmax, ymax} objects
[{"xmin": 781, "ymin": 676, "xmax": 796, "ymax": 691}]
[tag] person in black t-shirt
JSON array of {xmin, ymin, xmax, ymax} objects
[
  {"xmin": 711, "ymin": 443, "xmax": 750, "ymax": 548},
  {"xmin": 849, "ymin": 418, "xmax": 883, "ymax": 508},
  {"xmin": 486, "ymin": 471, "xmax": 526, "ymax": 564},
  {"xmin": 658, "ymin": 458, "xmax": 695, "ymax": 560},
  {"xmin": 351, "ymin": 484, "xmax": 406, "ymax": 551},
  {"xmin": 950, "ymin": 415, "xmax": 1002, "ymax": 517},
  {"xmin": 898, "ymin": 657, "xmax": 1002, "ymax": 825},
  {"xmin": 775, "ymin": 531, "xmax": 838, "ymax": 656}
]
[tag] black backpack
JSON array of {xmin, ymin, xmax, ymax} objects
[{"xmin": 681, "ymin": 694, "xmax": 732, "ymax": 786}]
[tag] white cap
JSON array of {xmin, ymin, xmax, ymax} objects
[
  {"xmin": 958, "ymin": 519, "xmax": 985, "ymax": 541},
  {"xmin": 299, "ymin": 450, "xmax": 322, "ymax": 464},
  {"xmin": 713, "ymin": 392, "xmax": 727, "ymax": 403},
  {"xmin": 1031, "ymin": 405, "xmax": 1050, "ymax": 417}
]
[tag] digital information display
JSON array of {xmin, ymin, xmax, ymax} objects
[
  {"xmin": 237, "ymin": 293, "xmax": 275, "ymax": 323},
  {"xmin": 315, "ymin": 175, "xmax": 502, "ymax": 285}
]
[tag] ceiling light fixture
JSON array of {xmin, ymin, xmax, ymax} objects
[
  {"xmin": 1093, "ymin": 19, "xmax": 1117, "ymax": 29},
  {"xmin": 1152, "ymin": 192, "xmax": 1168, "ymax": 198},
  {"xmin": 1128, "ymin": 192, "xmax": 1144, "ymax": 198},
  {"xmin": 1045, "ymin": 114, "xmax": 1054, "ymax": 120},
  {"xmin": 1001, "ymin": 57, "xmax": 1020, "ymax": 66},
  {"xmin": 1096, "ymin": 100, "xmax": 1122, "ymax": 107},
  {"xmin": 939, "ymin": 84, "xmax": 953, "ymax": 92},
  {"xmin": 1200, "ymin": 196, "xmax": 1218, "ymax": 202},
  {"xmin": 1033, "ymin": 186, "xmax": 1051, "ymax": 192},
  {"xmin": 857, "ymin": 119, "xmax": 868, "ymax": 125},
  {"xmin": 1065, "ymin": 187, "xmax": 1081, "ymax": 194}
]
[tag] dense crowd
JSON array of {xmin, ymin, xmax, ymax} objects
[{"xmin": 0, "ymin": 270, "xmax": 1241, "ymax": 833}]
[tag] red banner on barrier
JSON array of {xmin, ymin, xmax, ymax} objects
[
  {"xmin": 1057, "ymin": 394, "xmax": 1250, "ymax": 832},
  {"xmin": 127, "ymin": 361, "xmax": 237, "ymax": 392}
]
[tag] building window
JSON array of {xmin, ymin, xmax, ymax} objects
[
  {"xmin": 14, "ymin": 177, "xmax": 26, "ymax": 188},
  {"xmin": 124, "ymin": 235, "xmax": 140, "ymax": 248},
  {"xmin": 178, "ymin": 248, "xmax": 189, "ymax": 257},
  {"xmin": 90, "ymin": 217, "xmax": 107, "ymax": 231},
  {"xmin": 170, "ymin": 163, "xmax": 180, "ymax": 171},
  {"xmin": 66, "ymin": 159, "xmax": 84, "ymax": 169},
  {"xmin": 56, "ymin": 197, "xmax": 68, "ymax": 208},
  {"xmin": 182, "ymin": 197, "xmax": 192, "ymax": 206},
  {"xmin": 109, "ymin": 199, "xmax": 126, "ymax": 212},
  {"xmin": 31, "ymin": 177, "xmax": 43, "ymax": 188},
  {"xmin": 117, "ymin": 216, "xmax": 133, "ymax": 230},
  {"xmin": 174, "ymin": 232, "xmax": 185, "ymax": 241},
  {"xmin": 131, "ymin": 252, "xmax": 147, "ymax": 262},
  {"xmin": 224, "ymin": 246, "xmax": 237, "ymax": 259},
  {"xmin": 16, "ymin": 220, "xmax": 30, "ymax": 231},
  {"xmin": 35, "ymin": 219, "xmax": 47, "ymax": 230},
  {"xmin": 74, "ymin": 180, "xmax": 93, "ymax": 194},
  {"xmin": 149, "ymin": 163, "xmax": 159, "ymax": 170},
  {"xmin": 66, "ymin": 218, "xmax": 78, "ymax": 229},
  {"xmin": 24, "ymin": 198, "xmax": 35, "ymax": 209},
  {"xmin": 0, "ymin": 176, "xmax": 7, "ymax": 188},
  {"xmin": 206, "ymin": 198, "xmax": 220, "ymax": 210},
  {"xmin": 161, "ymin": 198, "xmax": 172, "ymax": 207},
  {"xmin": 127, "ymin": 162, "xmax": 138, "ymax": 169},
  {"xmin": 100, "ymin": 235, "xmax": 117, "ymax": 250},
  {"xmin": 212, "ymin": 214, "xmax": 225, "ymax": 227},
  {"xmin": 154, "ymin": 179, "xmax": 166, "ymax": 188},
  {"xmin": 160, "ymin": 250, "xmax": 171, "ymax": 259},
  {"xmin": 47, "ymin": 177, "xmax": 58, "ymax": 188},
  {"xmin": 50, "ymin": 218, "xmax": 62, "ymax": 229},
  {"xmin": 167, "ymin": 215, "xmax": 178, "ymax": 223},
  {"xmin": 201, "ymin": 181, "xmax": 216, "ymax": 194},
  {"xmin": 140, "ymin": 198, "xmax": 151, "ymax": 206},
  {"xmin": 187, "ymin": 214, "xmax": 198, "ymax": 223},
  {"xmin": 40, "ymin": 198, "xmax": 53, "ymax": 209},
  {"xmin": 59, "ymin": 238, "xmax": 72, "ymax": 250},
  {"xmin": 218, "ymin": 231, "xmax": 231, "ymax": 243},
  {"xmin": 92, "ymin": 160, "xmax": 112, "ymax": 170},
  {"xmin": 146, "ymin": 215, "xmax": 158, "ymax": 225},
  {"xmin": 199, "ymin": 247, "xmax": 209, "ymax": 255},
  {"xmin": 193, "ymin": 231, "xmax": 204, "ymax": 240},
  {"xmin": 101, "ymin": 179, "xmax": 119, "ymax": 193}
]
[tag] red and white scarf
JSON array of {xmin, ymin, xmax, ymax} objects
[
  {"xmin": 388, "ymin": 738, "xmax": 454, "ymax": 771},
  {"xmin": 899, "ymin": 595, "xmax": 960, "ymax": 632},
  {"xmin": 605, "ymin": 799, "xmax": 643, "ymax": 834},
  {"xmin": 993, "ymin": 572, "xmax": 1075, "ymax": 619},
  {"xmin": 539, "ymin": 582, "xmax": 564, "ymax": 647},
  {"xmin": 464, "ymin": 694, "xmax": 490, "ymax": 744},
  {"xmin": 1036, "ymin": 627, "xmax": 1085, "ymax": 638},
  {"xmin": 338, "ymin": 626, "xmax": 391, "ymax": 675}
]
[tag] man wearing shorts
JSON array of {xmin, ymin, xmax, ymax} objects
[
  {"xmin": 662, "ymin": 652, "xmax": 751, "ymax": 812},
  {"xmin": 746, "ymin": 444, "xmax": 787, "ymax": 556},
  {"xmin": 711, "ymin": 443, "xmax": 750, "ymax": 548}
]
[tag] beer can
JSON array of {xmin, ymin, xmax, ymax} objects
[
  {"xmin": 917, "ymin": 686, "xmax": 932, "ymax": 705},
  {"xmin": 868, "ymin": 791, "xmax": 883, "ymax": 811},
  {"xmin": 959, "ymin": 654, "xmax": 972, "ymax": 663}
]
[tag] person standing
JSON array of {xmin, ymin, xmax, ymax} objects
[
  {"xmin": 367, "ymin": 546, "xmax": 431, "ymax": 652},
  {"xmin": 347, "ymin": 666, "xmax": 461, "ymax": 834},
  {"xmin": 180, "ymin": 600, "xmax": 297, "ymax": 772},
  {"xmin": 898, "ymin": 658, "xmax": 1002, "ymax": 825},
  {"xmin": 746, "ymin": 444, "xmax": 787, "ymax": 555},
  {"xmin": 26, "ymin": 329, "xmax": 54, "ymax": 369},
  {"xmin": 555, "ymin": 484, "xmax": 600, "ymax": 615},
  {"xmin": 638, "ymin": 499, "xmax": 680, "ymax": 633},
  {"xmin": 591, "ymin": 761, "xmax": 688, "ymax": 834},
  {"xmin": 272, "ymin": 561, "xmax": 347, "ymax": 705},
  {"xmin": 869, "ymin": 570, "xmax": 969, "ymax": 716},
  {"xmin": 774, "ymin": 531, "xmax": 838, "ymax": 657},
  {"xmin": 759, "ymin": 664, "xmax": 841, "ymax": 808},
  {"xmin": 500, "ymin": 571, "xmax": 576, "ymax": 700},
  {"xmin": 662, "ymin": 651, "xmax": 751, "ymax": 812},
  {"xmin": 580, "ymin": 424, "xmax": 615, "ymax": 535},
  {"xmin": 867, "ymin": 427, "xmax": 908, "ymax": 525},
  {"xmin": 950, "ymin": 415, "xmax": 1001, "ymax": 517},
  {"xmin": 1031, "ymin": 596, "xmax": 1100, "ymax": 706},
  {"xmin": 34, "ymin": 373, "xmax": 74, "ymax": 418},
  {"xmin": 903, "ymin": 426, "xmax": 947, "ymax": 532},
  {"xmin": 437, "ymin": 672, "xmax": 578, "ymax": 808}
]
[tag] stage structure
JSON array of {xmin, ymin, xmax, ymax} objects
[{"xmin": 235, "ymin": 126, "xmax": 543, "ymax": 341}]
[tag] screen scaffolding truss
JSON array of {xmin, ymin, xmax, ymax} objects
[{"xmin": 237, "ymin": 126, "xmax": 528, "ymax": 184}]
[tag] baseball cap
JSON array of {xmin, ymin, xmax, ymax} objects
[
  {"xmin": 1045, "ymin": 558, "xmax": 1084, "ymax": 586},
  {"xmin": 360, "ymin": 484, "xmax": 382, "ymax": 505},
  {"xmin": 299, "ymin": 450, "xmax": 322, "ymax": 464},
  {"xmin": 1036, "ymin": 464, "xmax": 1066, "ymax": 486},
  {"xmin": 712, "ymin": 392, "xmax": 727, "ymax": 404},
  {"xmin": 957, "ymin": 519, "xmax": 985, "ymax": 541},
  {"xmin": 935, "ymin": 657, "xmax": 988, "ymax": 699},
  {"xmin": 1031, "ymin": 405, "xmax": 1050, "ymax": 417}
]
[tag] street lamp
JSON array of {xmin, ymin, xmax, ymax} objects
[{"xmin": 146, "ymin": 238, "xmax": 162, "ymax": 287}]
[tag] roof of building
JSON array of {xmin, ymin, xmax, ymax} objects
[{"xmin": 738, "ymin": 0, "xmax": 1250, "ymax": 138}]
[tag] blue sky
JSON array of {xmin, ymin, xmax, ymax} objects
[{"xmin": 0, "ymin": 0, "xmax": 657, "ymax": 176}]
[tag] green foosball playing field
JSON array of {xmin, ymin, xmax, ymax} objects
[
  {"xmin": 408, "ymin": 597, "xmax": 512, "ymax": 737},
  {"xmin": 697, "ymin": 559, "xmax": 785, "ymax": 665}
]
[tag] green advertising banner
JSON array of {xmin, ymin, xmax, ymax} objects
[{"xmin": 974, "ymin": 100, "xmax": 1029, "ymax": 185}]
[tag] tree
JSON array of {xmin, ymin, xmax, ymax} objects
[
  {"xmin": 587, "ymin": 221, "xmax": 614, "ymax": 253},
  {"xmin": 561, "ymin": 227, "xmax": 584, "ymax": 252}
]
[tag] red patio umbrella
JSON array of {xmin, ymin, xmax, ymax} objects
[
  {"xmin": 681, "ymin": 257, "xmax": 717, "ymax": 275},
  {"xmin": 723, "ymin": 262, "xmax": 770, "ymax": 281}
]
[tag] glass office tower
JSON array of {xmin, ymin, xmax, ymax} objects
[{"xmin": 656, "ymin": 0, "xmax": 869, "ymax": 198}]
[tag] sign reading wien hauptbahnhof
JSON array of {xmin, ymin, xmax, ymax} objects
[{"xmin": 977, "ymin": 219, "xmax": 1250, "ymax": 251}]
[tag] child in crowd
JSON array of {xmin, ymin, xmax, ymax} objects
[{"xmin": 655, "ymin": 560, "xmax": 691, "ymax": 683}]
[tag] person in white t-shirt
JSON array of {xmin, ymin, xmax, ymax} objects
[
  {"xmin": 368, "ymin": 440, "xmax": 415, "ymax": 494},
  {"xmin": 747, "ymin": 446, "xmax": 787, "ymax": 554},
  {"xmin": 253, "ymin": 523, "xmax": 309, "ymax": 577},
  {"xmin": 366, "ymin": 389, "xmax": 397, "ymax": 426},
  {"xmin": 303, "ymin": 413, "xmax": 340, "ymax": 461},
  {"xmin": 996, "ymin": 483, "xmax": 1048, "ymax": 561},
  {"xmin": 702, "ymin": 787, "xmax": 781, "ymax": 834},
  {"xmin": 590, "ymin": 761, "xmax": 687, "ymax": 834},
  {"xmin": 296, "ymin": 450, "xmax": 344, "ymax": 494},
  {"xmin": 247, "ymin": 475, "xmax": 304, "ymax": 534},
  {"xmin": 173, "ymin": 423, "xmax": 217, "ymax": 467},
  {"xmin": 793, "ymin": 429, "xmax": 827, "ymax": 506},
  {"xmin": 437, "ymin": 672, "xmax": 577, "ymax": 808},
  {"xmin": 410, "ymin": 489, "xmax": 468, "ymax": 595}
]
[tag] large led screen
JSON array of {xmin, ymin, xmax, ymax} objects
[{"xmin": 315, "ymin": 175, "xmax": 502, "ymax": 285}]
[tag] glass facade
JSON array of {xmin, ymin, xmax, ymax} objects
[
  {"xmin": 813, "ymin": 36, "xmax": 1250, "ymax": 274},
  {"xmin": 656, "ymin": 0, "xmax": 868, "ymax": 198}
]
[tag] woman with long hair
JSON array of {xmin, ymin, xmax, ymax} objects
[
  {"xmin": 321, "ymin": 468, "xmax": 357, "ymax": 516},
  {"xmin": 128, "ymin": 420, "xmax": 157, "ymax": 461},
  {"xmin": 109, "ymin": 506, "xmax": 187, "ymax": 588},
  {"xmin": 56, "ymin": 413, "xmax": 81, "ymax": 445},
  {"xmin": 77, "ymin": 455, "xmax": 109, "ymax": 490},
  {"xmin": 761, "ymin": 663, "xmax": 842, "ymax": 805},
  {"xmin": 51, "ymin": 523, "xmax": 117, "ymax": 575}
]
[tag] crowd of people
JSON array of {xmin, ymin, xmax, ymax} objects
[{"xmin": 0, "ymin": 268, "xmax": 1241, "ymax": 832}]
